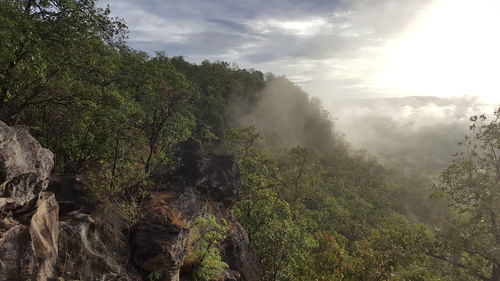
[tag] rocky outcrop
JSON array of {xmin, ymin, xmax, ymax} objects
[
  {"xmin": 0, "ymin": 122, "xmax": 54, "ymax": 219},
  {"xmin": 0, "ymin": 221, "xmax": 34, "ymax": 281},
  {"xmin": 0, "ymin": 121, "xmax": 259, "ymax": 281},
  {"xmin": 30, "ymin": 192, "xmax": 59, "ymax": 281},
  {"xmin": 220, "ymin": 222, "xmax": 260, "ymax": 281},
  {"xmin": 45, "ymin": 138, "xmax": 259, "ymax": 281},
  {"xmin": 170, "ymin": 139, "xmax": 260, "ymax": 281},
  {"xmin": 132, "ymin": 206, "xmax": 189, "ymax": 281},
  {"xmin": 177, "ymin": 139, "xmax": 241, "ymax": 206},
  {"xmin": 56, "ymin": 206, "xmax": 138, "ymax": 281},
  {"xmin": 0, "ymin": 121, "xmax": 58, "ymax": 281}
]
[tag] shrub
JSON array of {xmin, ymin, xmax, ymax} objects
[{"xmin": 185, "ymin": 215, "xmax": 229, "ymax": 281}]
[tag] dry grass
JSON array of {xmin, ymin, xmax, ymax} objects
[
  {"xmin": 146, "ymin": 192, "xmax": 176, "ymax": 208},
  {"xmin": 165, "ymin": 207, "xmax": 188, "ymax": 229},
  {"xmin": 145, "ymin": 192, "xmax": 188, "ymax": 229}
]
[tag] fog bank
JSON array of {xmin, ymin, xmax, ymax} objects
[{"xmin": 330, "ymin": 96, "xmax": 495, "ymax": 174}]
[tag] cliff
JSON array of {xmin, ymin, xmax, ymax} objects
[{"xmin": 0, "ymin": 121, "xmax": 259, "ymax": 281}]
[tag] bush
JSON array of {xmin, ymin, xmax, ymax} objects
[{"xmin": 185, "ymin": 215, "xmax": 229, "ymax": 281}]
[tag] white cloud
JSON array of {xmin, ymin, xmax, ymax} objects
[{"xmin": 367, "ymin": 0, "xmax": 500, "ymax": 103}]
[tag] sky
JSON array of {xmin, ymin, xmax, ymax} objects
[{"xmin": 101, "ymin": 0, "xmax": 500, "ymax": 104}]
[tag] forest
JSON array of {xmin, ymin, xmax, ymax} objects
[{"xmin": 1, "ymin": 0, "xmax": 500, "ymax": 280}]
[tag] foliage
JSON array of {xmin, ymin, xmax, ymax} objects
[
  {"xmin": 434, "ymin": 109, "xmax": 500, "ymax": 281},
  {"xmin": 185, "ymin": 215, "xmax": 229, "ymax": 281},
  {"xmin": 0, "ymin": 0, "xmax": 126, "ymax": 123},
  {"xmin": 147, "ymin": 271, "xmax": 161, "ymax": 281}
]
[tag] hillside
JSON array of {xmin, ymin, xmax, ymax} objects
[{"xmin": 1, "ymin": 1, "xmax": 500, "ymax": 281}]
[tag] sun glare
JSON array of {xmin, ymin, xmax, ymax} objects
[{"xmin": 371, "ymin": 0, "xmax": 500, "ymax": 103}]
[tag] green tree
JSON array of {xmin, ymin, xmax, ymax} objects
[
  {"xmin": 0, "ymin": 0, "xmax": 126, "ymax": 123},
  {"xmin": 138, "ymin": 54, "xmax": 194, "ymax": 174},
  {"xmin": 226, "ymin": 127, "xmax": 314, "ymax": 280},
  {"xmin": 185, "ymin": 215, "xmax": 228, "ymax": 281},
  {"xmin": 349, "ymin": 220, "xmax": 435, "ymax": 281},
  {"xmin": 434, "ymin": 109, "xmax": 500, "ymax": 281}
]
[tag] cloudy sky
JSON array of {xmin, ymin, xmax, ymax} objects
[{"xmin": 101, "ymin": 0, "xmax": 500, "ymax": 104}]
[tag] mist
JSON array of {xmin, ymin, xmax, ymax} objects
[
  {"xmin": 227, "ymin": 77, "xmax": 499, "ymax": 177},
  {"xmin": 230, "ymin": 76, "xmax": 341, "ymax": 153},
  {"xmin": 329, "ymin": 96, "xmax": 496, "ymax": 174}
]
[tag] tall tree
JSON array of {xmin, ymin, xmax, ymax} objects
[
  {"xmin": 435, "ymin": 109, "xmax": 500, "ymax": 281},
  {"xmin": 139, "ymin": 54, "xmax": 194, "ymax": 175}
]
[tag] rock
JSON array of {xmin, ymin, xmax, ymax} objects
[
  {"xmin": 0, "ymin": 222, "xmax": 34, "ymax": 281},
  {"xmin": 163, "ymin": 139, "xmax": 260, "ymax": 281},
  {"xmin": 57, "ymin": 208, "xmax": 138, "ymax": 281},
  {"xmin": 220, "ymin": 222, "xmax": 260, "ymax": 281},
  {"xmin": 222, "ymin": 269, "xmax": 241, "ymax": 281},
  {"xmin": 0, "ymin": 121, "xmax": 54, "ymax": 217},
  {"xmin": 132, "ymin": 203, "xmax": 190, "ymax": 281},
  {"xmin": 46, "ymin": 174, "xmax": 138, "ymax": 280},
  {"xmin": 30, "ymin": 192, "xmax": 59, "ymax": 281},
  {"xmin": 0, "ymin": 193, "xmax": 59, "ymax": 281},
  {"xmin": 47, "ymin": 174, "xmax": 94, "ymax": 216},
  {"xmin": 0, "ymin": 121, "xmax": 59, "ymax": 281},
  {"xmin": 177, "ymin": 138, "xmax": 241, "ymax": 206}
]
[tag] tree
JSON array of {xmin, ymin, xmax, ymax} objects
[
  {"xmin": 434, "ymin": 109, "xmax": 500, "ymax": 281},
  {"xmin": 138, "ymin": 54, "xmax": 194, "ymax": 175},
  {"xmin": 185, "ymin": 215, "xmax": 228, "ymax": 281},
  {"xmin": 277, "ymin": 147, "xmax": 327, "ymax": 212},
  {"xmin": 225, "ymin": 127, "xmax": 314, "ymax": 281},
  {"xmin": 0, "ymin": 0, "xmax": 126, "ymax": 123}
]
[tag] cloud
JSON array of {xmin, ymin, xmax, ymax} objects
[{"xmin": 205, "ymin": 19, "xmax": 252, "ymax": 33}]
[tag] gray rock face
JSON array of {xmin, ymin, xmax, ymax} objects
[
  {"xmin": 177, "ymin": 139, "xmax": 241, "ymax": 206},
  {"xmin": 220, "ymin": 222, "xmax": 260, "ymax": 281},
  {"xmin": 0, "ymin": 121, "xmax": 59, "ymax": 281},
  {"xmin": 0, "ymin": 222, "xmax": 34, "ymax": 281},
  {"xmin": 0, "ymin": 122, "xmax": 54, "ymax": 217}
]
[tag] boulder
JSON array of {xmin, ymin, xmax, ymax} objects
[
  {"xmin": 30, "ymin": 192, "xmax": 59, "ymax": 281},
  {"xmin": 132, "ymin": 203, "xmax": 190, "ymax": 281},
  {"xmin": 0, "ymin": 222, "xmax": 34, "ymax": 281},
  {"xmin": 56, "ymin": 208, "xmax": 138, "ymax": 281},
  {"xmin": 0, "ymin": 121, "xmax": 59, "ymax": 281},
  {"xmin": 220, "ymin": 222, "xmax": 260, "ymax": 281},
  {"xmin": 0, "ymin": 122, "xmax": 54, "ymax": 218},
  {"xmin": 177, "ymin": 138, "xmax": 241, "ymax": 206}
]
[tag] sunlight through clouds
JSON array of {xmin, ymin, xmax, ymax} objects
[{"xmin": 370, "ymin": 0, "xmax": 500, "ymax": 102}]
